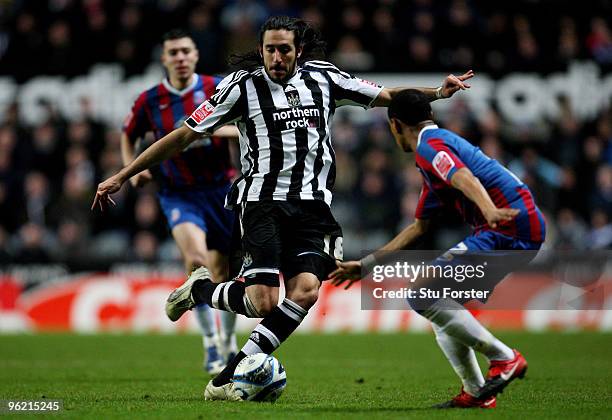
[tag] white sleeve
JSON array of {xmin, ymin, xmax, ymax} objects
[
  {"xmin": 184, "ymin": 71, "xmax": 247, "ymax": 134},
  {"xmin": 306, "ymin": 61, "xmax": 384, "ymax": 108}
]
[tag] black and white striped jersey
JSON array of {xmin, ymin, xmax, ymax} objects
[{"xmin": 184, "ymin": 60, "xmax": 384, "ymax": 209}]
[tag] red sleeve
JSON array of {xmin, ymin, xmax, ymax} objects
[
  {"xmin": 417, "ymin": 138, "xmax": 466, "ymax": 185},
  {"xmin": 122, "ymin": 92, "xmax": 150, "ymax": 143}
]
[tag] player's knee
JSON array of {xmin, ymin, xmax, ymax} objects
[
  {"xmin": 184, "ymin": 251, "xmax": 208, "ymax": 272},
  {"xmin": 286, "ymin": 282, "xmax": 319, "ymax": 310},
  {"xmin": 252, "ymin": 293, "xmax": 278, "ymax": 316}
]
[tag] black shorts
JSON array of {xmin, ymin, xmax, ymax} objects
[{"xmin": 229, "ymin": 200, "xmax": 343, "ymax": 287}]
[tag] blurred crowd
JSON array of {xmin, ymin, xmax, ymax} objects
[
  {"xmin": 1, "ymin": 0, "xmax": 612, "ymax": 81},
  {"xmin": 1, "ymin": 98, "xmax": 610, "ymax": 266},
  {"xmin": 0, "ymin": 0, "xmax": 611, "ymax": 266}
]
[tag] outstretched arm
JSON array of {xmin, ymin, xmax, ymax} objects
[
  {"xmin": 330, "ymin": 219, "xmax": 431, "ymax": 289},
  {"xmin": 120, "ymin": 133, "xmax": 153, "ymax": 188},
  {"xmin": 92, "ymin": 126, "xmax": 200, "ymax": 211},
  {"xmin": 450, "ymin": 167, "xmax": 519, "ymax": 228},
  {"xmin": 372, "ymin": 70, "xmax": 474, "ymax": 107}
]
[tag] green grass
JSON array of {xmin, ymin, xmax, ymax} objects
[{"xmin": 1, "ymin": 332, "xmax": 611, "ymax": 419}]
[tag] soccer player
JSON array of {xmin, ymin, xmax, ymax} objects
[
  {"xmin": 92, "ymin": 16, "xmax": 473, "ymax": 400},
  {"xmin": 120, "ymin": 29, "xmax": 238, "ymax": 374},
  {"xmin": 331, "ymin": 89, "xmax": 546, "ymax": 408}
]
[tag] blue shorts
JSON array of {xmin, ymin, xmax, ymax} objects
[
  {"xmin": 457, "ymin": 230, "xmax": 543, "ymax": 252},
  {"xmin": 158, "ymin": 184, "xmax": 233, "ymax": 254},
  {"xmin": 409, "ymin": 230, "xmax": 543, "ymax": 310}
]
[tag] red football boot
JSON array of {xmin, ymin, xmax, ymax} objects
[
  {"xmin": 477, "ymin": 349, "xmax": 527, "ymax": 399},
  {"xmin": 434, "ymin": 388, "xmax": 497, "ymax": 409}
]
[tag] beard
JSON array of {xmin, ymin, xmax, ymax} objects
[{"xmin": 266, "ymin": 62, "xmax": 296, "ymax": 83}]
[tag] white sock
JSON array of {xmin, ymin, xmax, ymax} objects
[
  {"xmin": 423, "ymin": 299, "xmax": 514, "ymax": 361},
  {"xmin": 220, "ymin": 311, "xmax": 237, "ymax": 352},
  {"xmin": 194, "ymin": 303, "xmax": 218, "ymax": 347},
  {"xmin": 432, "ymin": 323, "xmax": 484, "ymax": 396}
]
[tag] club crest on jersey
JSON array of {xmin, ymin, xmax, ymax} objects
[
  {"xmin": 433, "ymin": 151, "xmax": 455, "ymax": 180},
  {"xmin": 192, "ymin": 101, "xmax": 215, "ymax": 124},
  {"xmin": 171, "ymin": 208, "xmax": 181, "ymax": 223},
  {"xmin": 284, "ymin": 85, "xmax": 302, "ymax": 107},
  {"xmin": 193, "ymin": 90, "xmax": 205, "ymax": 105},
  {"xmin": 243, "ymin": 252, "xmax": 253, "ymax": 267}
]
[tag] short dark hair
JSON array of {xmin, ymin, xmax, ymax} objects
[
  {"xmin": 161, "ymin": 29, "xmax": 193, "ymax": 43},
  {"xmin": 387, "ymin": 89, "xmax": 432, "ymax": 126}
]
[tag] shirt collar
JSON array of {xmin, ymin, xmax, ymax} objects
[
  {"xmin": 162, "ymin": 74, "xmax": 198, "ymax": 96},
  {"xmin": 417, "ymin": 124, "xmax": 439, "ymax": 147}
]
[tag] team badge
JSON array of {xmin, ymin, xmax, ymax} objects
[
  {"xmin": 192, "ymin": 101, "xmax": 215, "ymax": 123},
  {"xmin": 284, "ymin": 85, "xmax": 302, "ymax": 107},
  {"xmin": 243, "ymin": 252, "xmax": 253, "ymax": 267},
  {"xmin": 433, "ymin": 151, "xmax": 455, "ymax": 180},
  {"xmin": 171, "ymin": 208, "xmax": 181, "ymax": 223},
  {"xmin": 193, "ymin": 90, "xmax": 205, "ymax": 105}
]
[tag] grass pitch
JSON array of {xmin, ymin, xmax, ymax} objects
[{"xmin": 1, "ymin": 332, "xmax": 610, "ymax": 419}]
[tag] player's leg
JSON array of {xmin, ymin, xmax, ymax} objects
[
  {"xmin": 205, "ymin": 202, "xmax": 337, "ymax": 400},
  {"xmin": 206, "ymin": 249, "xmax": 238, "ymax": 361},
  {"xmin": 198, "ymin": 185, "xmax": 239, "ymax": 364},
  {"xmin": 431, "ymin": 323, "xmax": 496, "ymax": 408},
  {"xmin": 425, "ymin": 298, "xmax": 526, "ymax": 401},
  {"xmin": 474, "ymin": 237, "xmax": 541, "ymax": 399},
  {"xmin": 205, "ymin": 273, "xmax": 315, "ymax": 400},
  {"xmin": 158, "ymin": 190, "xmax": 226, "ymax": 373},
  {"xmin": 171, "ymin": 222, "xmax": 224, "ymax": 374},
  {"xmin": 239, "ymin": 272, "xmax": 316, "ymax": 359},
  {"xmin": 432, "ymin": 323, "xmax": 484, "ymax": 397},
  {"xmin": 415, "ymin": 233, "xmax": 538, "ymax": 401},
  {"xmin": 176, "ymin": 200, "xmax": 284, "ymax": 319},
  {"xmin": 203, "ymin": 281, "xmax": 279, "ymax": 400},
  {"xmin": 414, "ymin": 234, "xmax": 514, "ymax": 360},
  {"xmin": 422, "ymin": 297, "xmax": 514, "ymax": 361}
]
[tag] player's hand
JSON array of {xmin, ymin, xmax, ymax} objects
[
  {"xmin": 483, "ymin": 207, "xmax": 520, "ymax": 229},
  {"xmin": 330, "ymin": 260, "xmax": 362, "ymax": 290},
  {"xmin": 440, "ymin": 70, "xmax": 474, "ymax": 98},
  {"xmin": 129, "ymin": 170, "xmax": 153, "ymax": 188},
  {"xmin": 91, "ymin": 174, "xmax": 124, "ymax": 212}
]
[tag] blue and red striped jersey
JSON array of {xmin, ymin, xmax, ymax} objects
[
  {"xmin": 123, "ymin": 74, "xmax": 235, "ymax": 189},
  {"xmin": 414, "ymin": 125, "xmax": 546, "ymax": 242}
]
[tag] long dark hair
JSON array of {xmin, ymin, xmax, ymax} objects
[{"xmin": 228, "ymin": 16, "xmax": 326, "ymax": 72}]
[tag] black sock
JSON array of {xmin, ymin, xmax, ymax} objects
[
  {"xmin": 213, "ymin": 299, "xmax": 308, "ymax": 386},
  {"xmin": 191, "ymin": 280, "xmax": 248, "ymax": 315},
  {"xmin": 212, "ymin": 351, "xmax": 247, "ymax": 386}
]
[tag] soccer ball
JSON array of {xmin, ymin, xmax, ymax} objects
[{"xmin": 232, "ymin": 353, "xmax": 287, "ymax": 402}]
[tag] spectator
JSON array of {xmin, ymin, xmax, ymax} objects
[
  {"xmin": 131, "ymin": 230, "xmax": 159, "ymax": 263},
  {"xmin": 330, "ymin": 35, "xmax": 374, "ymax": 71},
  {"xmin": 52, "ymin": 218, "xmax": 90, "ymax": 263},
  {"xmin": 585, "ymin": 209, "xmax": 612, "ymax": 249},
  {"xmin": 590, "ymin": 165, "xmax": 612, "ymax": 215},
  {"xmin": 13, "ymin": 223, "xmax": 52, "ymax": 264},
  {"xmin": 44, "ymin": 20, "xmax": 81, "ymax": 76},
  {"xmin": 0, "ymin": 1, "xmax": 611, "ymax": 263},
  {"xmin": 23, "ymin": 171, "xmax": 52, "ymax": 227},
  {"xmin": 555, "ymin": 208, "xmax": 588, "ymax": 250},
  {"xmin": 587, "ymin": 17, "xmax": 612, "ymax": 66}
]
